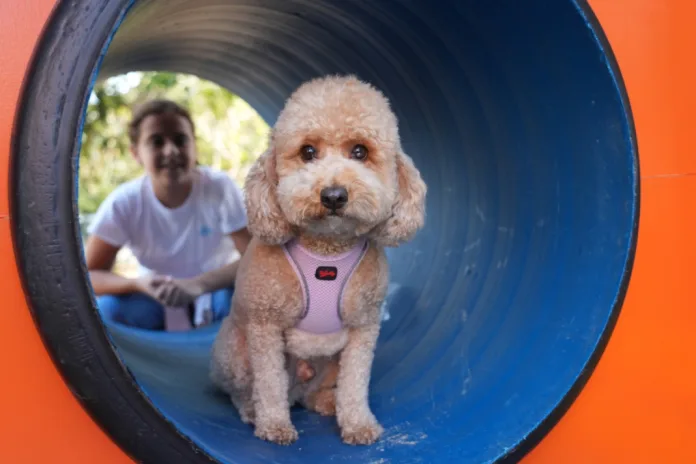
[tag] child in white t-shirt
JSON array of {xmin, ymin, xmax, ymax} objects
[{"xmin": 84, "ymin": 99, "xmax": 252, "ymax": 331}]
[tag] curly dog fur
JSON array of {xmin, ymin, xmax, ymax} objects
[{"xmin": 210, "ymin": 75, "xmax": 426, "ymax": 445}]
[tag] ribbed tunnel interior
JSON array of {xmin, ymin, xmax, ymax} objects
[{"xmin": 92, "ymin": 0, "xmax": 638, "ymax": 462}]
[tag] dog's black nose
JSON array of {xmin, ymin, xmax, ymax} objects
[{"xmin": 320, "ymin": 186, "xmax": 348, "ymax": 210}]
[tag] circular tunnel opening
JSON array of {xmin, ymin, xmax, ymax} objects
[{"xmin": 11, "ymin": 0, "xmax": 638, "ymax": 463}]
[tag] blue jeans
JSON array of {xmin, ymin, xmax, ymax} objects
[{"xmin": 96, "ymin": 288, "xmax": 234, "ymax": 330}]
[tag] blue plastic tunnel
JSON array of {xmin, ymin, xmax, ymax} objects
[{"xmin": 95, "ymin": 0, "xmax": 638, "ymax": 463}]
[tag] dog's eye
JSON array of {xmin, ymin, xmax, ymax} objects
[
  {"xmin": 351, "ymin": 144, "xmax": 368, "ymax": 161},
  {"xmin": 300, "ymin": 145, "xmax": 317, "ymax": 161}
]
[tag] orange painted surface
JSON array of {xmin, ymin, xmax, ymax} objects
[{"xmin": 0, "ymin": 0, "xmax": 694, "ymax": 463}]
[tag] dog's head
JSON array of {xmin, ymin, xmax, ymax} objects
[{"xmin": 245, "ymin": 75, "xmax": 426, "ymax": 247}]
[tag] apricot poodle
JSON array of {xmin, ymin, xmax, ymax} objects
[{"xmin": 210, "ymin": 74, "xmax": 427, "ymax": 446}]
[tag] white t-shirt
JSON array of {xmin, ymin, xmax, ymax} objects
[{"xmin": 88, "ymin": 167, "xmax": 248, "ymax": 279}]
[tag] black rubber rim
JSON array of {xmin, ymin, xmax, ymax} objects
[{"xmin": 8, "ymin": 0, "xmax": 639, "ymax": 463}]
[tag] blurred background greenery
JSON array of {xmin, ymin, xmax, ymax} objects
[{"xmin": 79, "ymin": 71, "xmax": 269, "ymax": 274}]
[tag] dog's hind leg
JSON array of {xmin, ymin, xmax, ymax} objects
[
  {"xmin": 301, "ymin": 356, "xmax": 339, "ymax": 417},
  {"xmin": 230, "ymin": 386, "xmax": 255, "ymax": 425}
]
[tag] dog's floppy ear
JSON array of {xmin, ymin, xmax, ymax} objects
[
  {"xmin": 244, "ymin": 144, "xmax": 294, "ymax": 245},
  {"xmin": 372, "ymin": 149, "xmax": 427, "ymax": 247}
]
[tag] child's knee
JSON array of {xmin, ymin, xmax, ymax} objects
[
  {"xmin": 96, "ymin": 293, "xmax": 164, "ymax": 330},
  {"xmin": 95, "ymin": 294, "xmax": 124, "ymax": 322}
]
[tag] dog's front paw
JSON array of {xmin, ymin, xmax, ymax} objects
[
  {"xmin": 341, "ymin": 419, "xmax": 384, "ymax": 445},
  {"xmin": 255, "ymin": 422, "xmax": 299, "ymax": 445}
]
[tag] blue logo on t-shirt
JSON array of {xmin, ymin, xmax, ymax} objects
[{"xmin": 200, "ymin": 225, "xmax": 212, "ymax": 237}]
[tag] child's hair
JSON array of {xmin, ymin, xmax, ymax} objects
[{"xmin": 128, "ymin": 99, "xmax": 195, "ymax": 144}]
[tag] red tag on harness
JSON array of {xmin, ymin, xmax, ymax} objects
[{"xmin": 315, "ymin": 266, "xmax": 338, "ymax": 281}]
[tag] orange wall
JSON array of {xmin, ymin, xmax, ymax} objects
[{"xmin": 0, "ymin": 1, "xmax": 694, "ymax": 463}]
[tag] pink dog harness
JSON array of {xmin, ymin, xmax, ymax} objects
[{"xmin": 283, "ymin": 239, "xmax": 369, "ymax": 334}]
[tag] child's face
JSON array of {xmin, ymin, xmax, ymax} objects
[{"xmin": 131, "ymin": 112, "xmax": 197, "ymax": 188}]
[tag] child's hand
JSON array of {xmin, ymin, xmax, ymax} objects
[
  {"xmin": 132, "ymin": 275, "xmax": 167, "ymax": 302},
  {"xmin": 151, "ymin": 276, "xmax": 205, "ymax": 307}
]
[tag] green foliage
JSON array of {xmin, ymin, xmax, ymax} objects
[{"xmin": 78, "ymin": 71, "xmax": 269, "ymax": 215}]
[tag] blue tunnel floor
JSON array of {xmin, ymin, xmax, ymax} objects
[
  {"xmin": 92, "ymin": 0, "xmax": 638, "ymax": 463},
  {"xmin": 105, "ymin": 284, "xmax": 445, "ymax": 464}
]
